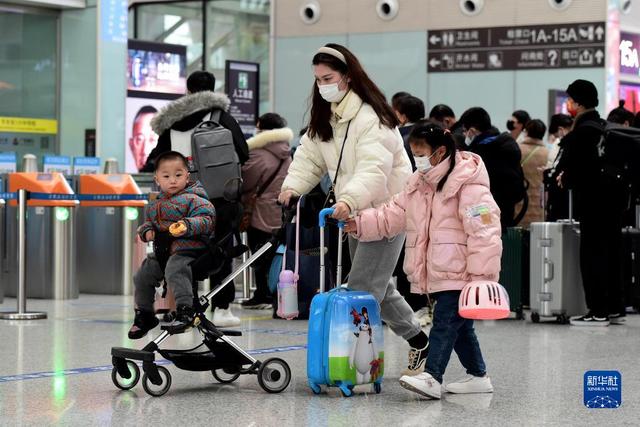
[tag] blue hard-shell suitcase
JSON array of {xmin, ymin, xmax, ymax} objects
[{"xmin": 307, "ymin": 209, "xmax": 384, "ymax": 397}]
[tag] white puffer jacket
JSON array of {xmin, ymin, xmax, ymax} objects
[{"xmin": 282, "ymin": 91, "xmax": 412, "ymax": 211}]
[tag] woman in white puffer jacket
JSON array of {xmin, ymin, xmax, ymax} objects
[{"xmin": 279, "ymin": 44, "xmax": 429, "ymax": 375}]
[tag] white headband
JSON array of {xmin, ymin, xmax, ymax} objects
[{"xmin": 317, "ymin": 46, "xmax": 347, "ymax": 64}]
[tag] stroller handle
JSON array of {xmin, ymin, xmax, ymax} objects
[{"xmin": 319, "ymin": 208, "xmax": 345, "ymax": 228}]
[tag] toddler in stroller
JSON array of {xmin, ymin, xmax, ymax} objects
[
  {"xmin": 112, "ymin": 151, "xmax": 291, "ymax": 396},
  {"xmin": 128, "ymin": 151, "xmax": 215, "ymax": 339}
]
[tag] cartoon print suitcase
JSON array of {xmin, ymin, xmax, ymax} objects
[{"xmin": 307, "ymin": 208, "xmax": 384, "ymax": 397}]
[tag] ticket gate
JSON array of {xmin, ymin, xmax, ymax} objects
[
  {"xmin": 75, "ymin": 174, "xmax": 147, "ymax": 295},
  {"xmin": 5, "ymin": 172, "xmax": 78, "ymax": 299}
]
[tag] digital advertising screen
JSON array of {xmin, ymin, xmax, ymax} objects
[
  {"xmin": 125, "ymin": 40, "xmax": 187, "ymax": 173},
  {"xmin": 124, "ymin": 97, "xmax": 172, "ymax": 173},
  {"xmin": 548, "ymin": 89, "xmax": 570, "ymax": 117},
  {"xmin": 619, "ymin": 82, "xmax": 640, "ymax": 114},
  {"xmin": 127, "ymin": 40, "xmax": 187, "ymax": 99}
]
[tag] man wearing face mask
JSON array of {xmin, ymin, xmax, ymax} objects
[
  {"xmin": 543, "ymin": 113, "xmax": 573, "ymax": 221},
  {"xmin": 507, "ymin": 110, "xmax": 531, "ymax": 143},
  {"xmin": 546, "ymin": 114, "xmax": 573, "ymax": 169},
  {"xmin": 555, "ymin": 79, "xmax": 626, "ymax": 326},
  {"xmin": 459, "ymin": 107, "xmax": 526, "ymax": 229}
]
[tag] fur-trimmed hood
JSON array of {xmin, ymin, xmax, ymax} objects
[
  {"xmin": 151, "ymin": 91, "xmax": 231, "ymax": 135},
  {"xmin": 247, "ymin": 128, "xmax": 294, "ymax": 151}
]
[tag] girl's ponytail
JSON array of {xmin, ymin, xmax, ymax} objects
[{"xmin": 436, "ymin": 129, "xmax": 457, "ymax": 192}]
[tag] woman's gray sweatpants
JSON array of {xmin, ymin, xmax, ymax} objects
[
  {"xmin": 348, "ymin": 234, "xmax": 422, "ymax": 340},
  {"xmin": 134, "ymin": 253, "xmax": 194, "ymax": 312}
]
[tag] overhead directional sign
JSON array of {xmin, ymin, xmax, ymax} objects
[{"xmin": 428, "ymin": 22, "xmax": 606, "ymax": 72}]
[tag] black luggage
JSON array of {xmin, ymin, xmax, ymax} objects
[
  {"xmin": 622, "ymin": 227, "xmax": 640, "ymax": 313},
  {"xmin": 499, "ymin": 227, "xmax": 529, "ymax": 319}
]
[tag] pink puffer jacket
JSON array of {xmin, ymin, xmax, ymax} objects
[{"xmin": 355, "ymin": 151, "xmax": 502, "ymax": 295}]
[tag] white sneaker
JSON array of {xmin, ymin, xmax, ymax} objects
[
  {"xmin": 415, "ymin": 307, "xmax": 432, "ymax": 327},
  {"xmin": 399, "ymin": 372, "xmax": 442, "ymax": 399},
  {"xmin": 444, "ymin": 374, "xmax": 493, "ymax": 394},
  {"xmin": 213, "ymin": 308, "xmax": 241, "ymax": 327}
]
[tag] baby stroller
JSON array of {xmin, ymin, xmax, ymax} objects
[{"xmin": 110, "ymin": 233, "xmax": 292, "ymax": 397}]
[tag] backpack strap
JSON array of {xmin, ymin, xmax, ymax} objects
[
  {"xmin": 520, "ymin": 146, "xmax": 541, "ymax": 166},
  {"xmin": 256, "ymin": 158, "xmax": 286, "ymax": 198},
  {"xmin": 210, "ymin": 109, "xmax": 222, "ymax": 125}
]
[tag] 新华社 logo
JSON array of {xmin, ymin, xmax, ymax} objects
[{"xmin": 584, "ymin": 371, "xmax": 622, "ymax": 409}]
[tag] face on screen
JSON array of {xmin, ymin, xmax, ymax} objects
[{"xmin": 129, "ymin": 112, "xmax": 158, "ymax": 170}]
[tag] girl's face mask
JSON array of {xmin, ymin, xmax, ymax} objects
[
  {"xmin": 317, "ymin": 79, "xmax": 347, "ymax": 103},
  {"xmin": 413, "ymin": 147, "xmax": 443, "ymax": 172}
]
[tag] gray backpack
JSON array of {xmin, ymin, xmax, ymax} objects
[{"xmin": 190, "ymin": 110, "xmax": 242, "ymax": 201}]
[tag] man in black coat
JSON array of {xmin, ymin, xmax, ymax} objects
[
  {"xmin": 144, "ymin": 71, "xmax": 250, "ymax": 327},
  {"xmin": 555, "ymin": 79, "xmax": 626, "ymax": 326},
  {"xmin": 459, "ymin": 107, "xmax": 526, "ymax": 229}
]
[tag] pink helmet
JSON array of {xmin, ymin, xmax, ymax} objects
[{"xmin": 458, "ymin": 281, "xmax": 510, "ymax": 320}]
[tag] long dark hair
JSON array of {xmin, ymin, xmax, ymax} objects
[
  {"xmin": 308, "ymin": 43, "xmax": 398, "ymax": 142},
  {"xmin": 408, "ymin": 121, "xmax": 457, "ymax": 192}
]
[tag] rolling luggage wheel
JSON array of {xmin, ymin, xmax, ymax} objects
[
  {"xmin": 212, "ymin": 368, "xmax": 240, "ymax": 383},
  {"xmin": 309, "ymin": 382, "xmax": 322, "ymax": 395},
  {"xmin": 530, "ymin": 312, "xmax": 540, "ymax": 323},
  {"xmin": 142, "ymin": 365, "xmax": 172, "ymax": 397},
  {"xmin": 339, "ymin": 384, "xmax": 354, "ymax": 397},
  {"xmin": 111, "ymin": 360, "xmax": 140, "ymax": 390},
  {"xmin": 557, "ymin": 314, "xmax": 569, "ymax": 324},
  {"xmin": 257, "ymin": 358, "xmax": 291, "ymax": 393}
]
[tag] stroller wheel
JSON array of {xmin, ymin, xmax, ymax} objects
[
  {"xmin": 212, "ymin": 368, "xmax": 240, "ymax": 384},
  {"xmin": 257, "ymin": 358, "xmax": 291, "ymax": 394},
  {"xmin": 142, "ymin": 366, "xmax": 172, "ymax": 397},
  {"xmin": 111, "ymin": 360, "xmax": 140, "ymax": 390}
]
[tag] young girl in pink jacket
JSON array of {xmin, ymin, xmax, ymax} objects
[{"xmin": 345, "ymin": 121, "xmax": 502, "ymax": 400}]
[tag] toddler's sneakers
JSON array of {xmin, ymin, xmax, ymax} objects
[
  {"xmin": 444, "ymin": 374, "xmax": 494, "ymax": 394},
  {"xmin": 128, "ymin": 310, "xmax": 160, "ymax": 340},
  {"xmin": 400, "ymin": 342, "xmax": 429, "ymax": 377},
  {"xmin": 399, "ymin": 372, "xmax": 442, "ymax": 399},
  {"xmin": 164, "ymin": 305, "xmax": 197, "ymax": 334},
  {"xmin": 213, "ymin": 308, "xmax": 241, "ymax": 327}
]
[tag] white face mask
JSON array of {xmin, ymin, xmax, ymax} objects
[
  {"xmin": 318, "ymin": 79, "xmax": 347, "ymax": 103},
  {"xmin": 414, "ymin": 151, "xmax": 437, "ymax": 172},
  {"xmin": 464, "ymin": 135, "xmax": 473, "ymax": 146},
  {"xmin": 464, "ymin": 129, "xmax": 476, "ymax": 146}
]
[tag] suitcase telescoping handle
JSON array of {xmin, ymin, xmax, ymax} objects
[
  {"xmin": 319, "ymin": 208, "xmax": 344, "ymax": 293},
  {"xmin": 568, "ymin": 189, "xmax": 573, "ymax": 223}
]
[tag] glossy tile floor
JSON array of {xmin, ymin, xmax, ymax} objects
[{"xmin": 0, "ymin": 294, "xmax": 638, "ymax": 426}]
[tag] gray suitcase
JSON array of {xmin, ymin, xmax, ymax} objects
[{"xmin": 529, "ymin": 220, "xmax": 587, "ymax": 323}]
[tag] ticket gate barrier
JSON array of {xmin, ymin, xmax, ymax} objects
[
  {"xmin": 75, "ymin": 174, "xmax": 147, "ymax": 295},
  {"xmin": 4, "ymin": 172, "xmax": 78, "ymax": 300}
]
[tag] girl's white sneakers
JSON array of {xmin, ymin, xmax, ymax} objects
[
  {"xmin": 444, "ymin": 374, "xmax": 494, "ymax": 394},
  {"xmin": 399, "ymin": 372, "xmax": 442, "ymax": 400}
]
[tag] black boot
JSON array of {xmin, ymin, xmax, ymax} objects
[
  {"xmin": 174, "ymin": 305, "xmax": 195, "ymax": 328},
  {"xmin": 128, "ymin": 310, "xmax": 160, "ymax": 340}
]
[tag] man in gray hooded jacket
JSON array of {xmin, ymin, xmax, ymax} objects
[{"xmin": 143, "ymin": 70, "xmax": 249, "ymax": 327}]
